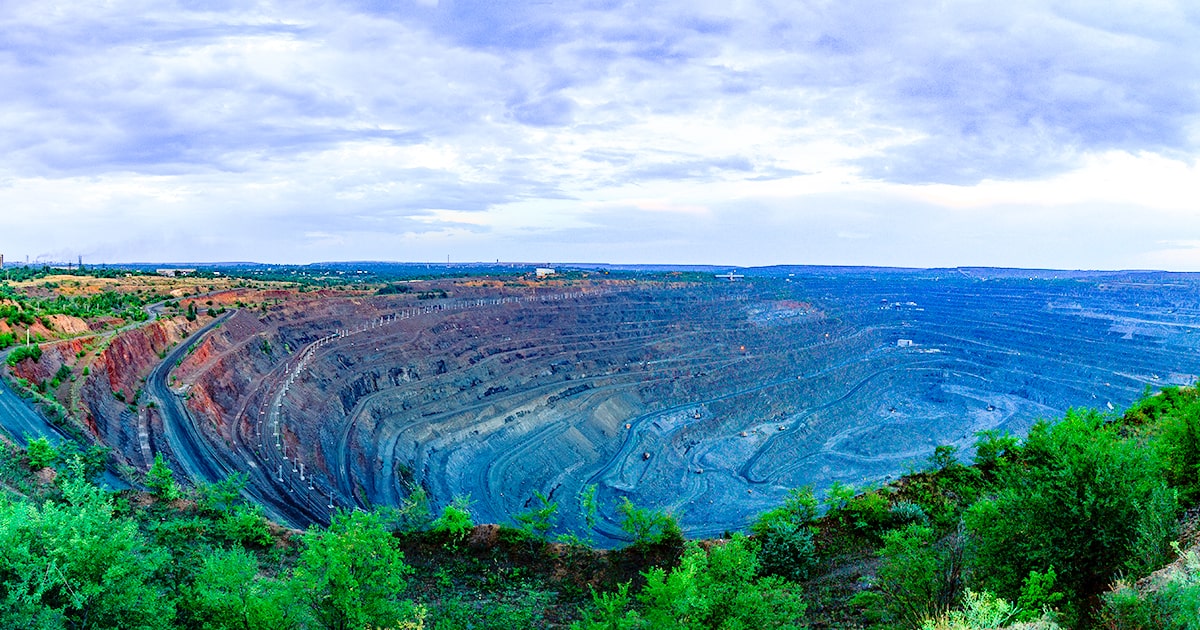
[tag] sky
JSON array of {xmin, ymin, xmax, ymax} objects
[{"xmin": 1, "ymin": 1, "xmax": 1199, "ymax": 270}]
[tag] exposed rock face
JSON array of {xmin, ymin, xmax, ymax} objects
[{"xmin": 68, "ymin": 274, "xmax": 1200, "ymax": 544}]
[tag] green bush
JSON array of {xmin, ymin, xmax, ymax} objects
[
  {"xmin": 185, "ymin": 547, "xmax": 302, "ymax": 630},
  {"xmin": 513, "ymin": 490, "xmax": 558, "ymax": 541},
  {"xmin": 146, "ymin": 452, "xmax": 180, "ymax": 501},
  {"xmin": 431, "ymin": 497, "xmax": 475, "ymax": 546},
  {"xmin": 890, "ymin": 501, "xmax": 930, "ymax": 528},
  {"xmin": 637, "ymin": 536, "xmax": 807, "ymax": 629},
  {"xmin": 379, "ymin": 487, "xmax": 433, "ymax": 534},
  {"xmin": 215, "ymin": 505, "xmax": 273, "ymax": 547},
  {"xmin": 973, "ymin": 429, "xmax": 1022, "ymax": 476},
  {"xmin": 617, "ymin": 497, "xmax": 683, "ymax": 551},
  {"xmin": 1148, "ymin": 391, "xmax": 1200, "ymax": 505},
  {"xmin": 293, "ymin": 509, "xmax": 418, "ymax": 629},
  {"xmin": 6, "ymin": 343, "xmax": 42, "ymax": 366},
  {"xmin": 864, "ymin": 523, "xmax": 965, "ymax": 627},
  {"xmin": 25, "ymin": 437, "xmax": 57, "ymax": 470},
  {"xmin": 921, "ymin": 589, "xmax": 1062, "ymax": 630},
  {"xmin": 1102, "ymin": 543, "xmax": 1200, "ymax": 630},
  {"xmin": 751, "ymin": 486, "xmax": 818, "ymax": 536},
  {"xmin": 0, "ymin": 477, "xmax": 174, "ymax": 628},
  {"xmin": 758, "ymin": 521, "xmax": 817, "ymax": 581},
  {"xmin": 966, "ymin": 410, "xmax": 1177, "ymax": 624}
]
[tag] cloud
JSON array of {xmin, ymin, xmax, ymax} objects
[{"xmin": 0, "ymin": 0, "xmax": 1197, "ymax": 267}]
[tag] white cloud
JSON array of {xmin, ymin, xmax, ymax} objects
[{"xmin": 0, "ymin": 0, "xmax": 1197, "ymax": 268}]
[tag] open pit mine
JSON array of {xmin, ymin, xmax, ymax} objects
[{"xmin": 61, "ymin": 269, "xmax": 1200, "ymax": 543}]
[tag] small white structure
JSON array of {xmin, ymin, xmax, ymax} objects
[
  {"xmin": 535, "ymin": 267, "xmax": 556, "ymax": 278},
  {"xmin": 157, "ymin": 268, "xmax": 196, "ymax": 277},
  {"xmin": 897, "ymin": 339, "xmax": 915, "ymax": 348}
]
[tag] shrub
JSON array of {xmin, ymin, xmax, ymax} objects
[
  {"xmin": 1102, "ymin": 543, "xmax": 1200, "ymax": 629},
  {"xmin": 751, "ymin": 486, "xmax": 818, "ymax": 536},
  {"xmin": 866, "ymin": 523, "xmax": 966, "ymax": 627},
  {"xmin": 973, "ymin": 429, "xmax": 1021, "ymax": 475},
  {"xmin": 513, "ymin": 490, "xmax": 558, "ymax": 541},
  {"xmin": 617, "ymin": 497, "xmax": 682, "ymax": 551},
  {"xmin": 293, "ymin": 509, "xmax": 418, "ymax": 629},
  {"xmin": 380, "ymin": 487, "xmax": 433, "ymax": 534},
  {"xmin": 216, "ymin": 504, "xmax": 273, "ymax": 547},
  {"xmin": 966, "ymin": 410, "xmax": 1177, "ymax": 624},
  {"xmin": 636, "ymin": 536, "xmax": 807, "ymax": 629},
  {"xmin": 921, "ymin": 589, "xmax": 1062, "ymax": 630},
  {"xmin": 759, "ymin": 521, "xmax": 817, "ymax": 581},
  {"xmin": 145, "ymin": 452, "xmax": 180, "ymax": 501},
  {"xmin": 6, "ymin": 344, "xmax": 42, "ymax": 366},
  {"xmin": 431, "ymin": 497, "xmax": 474, "ymax": 546},
  {"xmin": 25, "ymin": 437, "xmax": 57, "ymax": 470},
  {"xmin": 890, "ymin": 501, "xmax": 931, "ymax": 528}
]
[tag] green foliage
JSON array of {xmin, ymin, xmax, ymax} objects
[
  {"xmin": 928, "ymin": 444, "xmax": 961, "ymax": 471},
  {"xmin": 1102, "ymin": 542, "xmax": 1200, "ymax": 630},
  {"xmin": 513, "ymin": 490, "xmax": 559, "ymax": 541},
  {"xmin": 920, "ymin": 589, "xmax": 1063, "ymax": 630},
  {"xmin": 380, "ymin": 487, "xmax": 433, "ymax": 534},
  {"xmin": 751, "ymin": 486, "xmax": 818, "ymax": 536},
  {"xmin": 292, "ymin": 509, "xmax": 417, "ymax": 630},
  {"xmin": 0, "ymin": 331, "xmax": 15, "ymax": 349},
  {"xmin": 573, "ymin": 582, "xmax": 643, "ymax": 630},
  {"xmin": 185, "ymin": 547, "xmax": 304, "ymax": 630},
  {"xmin": 215, "ymin": 504, "xmax": 273, "ymax": 547},
  {"xmin": 54, "ymin": 363, "xmax": 72, "ymax": 382},
  {"xmin": 146, "ymin": 452, "xmax": 180, "ymax": 501},
  {"xmin": 823, "ymin": 480, "xmax": 856, "ymax": 512},
  {"xmin": 889, "ymin": 501, "xmax": 930, "ymax": 528},
  {"xmin": 965, "ymin": 409, "xmax": 1177, "ymax": 623},
  {"xmin": 758, "ymin": 521, "xmax": 817, "ymax": 582},
  {"xmin": 581, "ymin": 484, "xmax": 599, "ymax": 533},
  {"xmin": 635, "ymin": 536, "xmax": 807, "ymax": 629},
  {"xmin": 1146, "ymin": 388, "xmax": 1200, "ymax": 505},
  {"xmin": 7, "ymin": 343, "xmax": 42, "ymax": 366},
  {"xmin": 1015, "ymin": 567, "xmax": 1064, "ymax": 622},
  {"xmin": 0, "ymin": 477, "xmax": 174, "ymax": 628},
  {"xmin": 430, "ymin": 496, "xmax": 475, "ymax": 546},
  {"xmin": 866, "ymin": 523, "xmax": 965, "ymax": 627},
  {"xmin": 193, "ymin": 475, "xmax": 272, "ymax": 546},
  {"xmin": 25, "ymin": 436, "xmax": 57, "ymax": 470},
  {"xmin": 196, "ymin": 473, "xmax": 248, "ymax": 515},
  {"xmin": 428, "ymin": 591, "xmax": 548, "ymax": 629},
  {"xmin": 842, "ymin": 489, "xmax": 893, "ymax": 535},
  {"xmin": 617, "ymin": 497, "xmax": 683, "ymax": 551},
  {"xmin": 973, "ymin": 429, "xmax": 1022, "ymax": 477}
]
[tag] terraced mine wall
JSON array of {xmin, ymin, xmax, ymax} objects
[{"xmin": 90, "ymin": 273, "xmax": 1200, "ymax": 544}]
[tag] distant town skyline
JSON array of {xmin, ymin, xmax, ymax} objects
[{"xmin": 2, "ymin": 2, "xmax": 1199, "ymax": 270}]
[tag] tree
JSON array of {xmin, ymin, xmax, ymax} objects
[
  {"xmin": 185, "ymin": 547, "xmax": 303, "ymax": 630},
  {"xmin": 617, "ymin": 497, "xmax": 682, "ymax": 551},
  {"xmin": 0, "ymin": 477, "xmax": 174, "ymax": 628},
  {"xmin": 966, "ymin": 410, "xmax": 1177, "ymax": 625},
  {"xmin": 865, "ymin": 523, "xmax": 966, "ymax": 627},
  {"xmin": 637, "ymin": 536, "xmax": 807, "ymax": 629},
  {"xmin": 514, "ymin": 490, "xmax": 559, "ymax": 541},
  {"xmin": 292, "ymin": 509, "xmax": 417, "ymax": 630},
  {"xmin": 146, "ymin": 452, "xmax": 180, "ymax": 501},
  {"xmin": 25, "ymin": 436, "xmax": 57, "ymax": 470}
]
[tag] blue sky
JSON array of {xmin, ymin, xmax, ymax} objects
[{"xmin": 2, "ymin": 1, "xmax": 1199, "ymax": 269}]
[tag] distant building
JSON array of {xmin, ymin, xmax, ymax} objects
[
  {"xmin": 157, "ymin": 268, "xmax": 197, "ymax": 277},
  {"xmin": 715, "ymin": 271, "xmax": 745, "ymax": 281},
  {"xmin": 535, "ymin": 267, "xmax": 556, "ymax": 278},
  {"xmin": 897, "ymin": 339, "xmax": 915, "ymax": 348}
]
